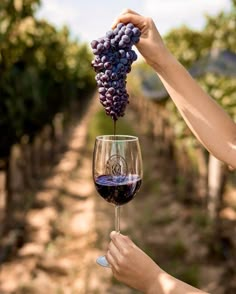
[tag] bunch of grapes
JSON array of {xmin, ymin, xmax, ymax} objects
[{"xmin": 91, "ymin": 23, "xmax": 141, "ymax": 121}]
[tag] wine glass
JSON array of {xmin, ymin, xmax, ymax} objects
[{"xmin": 93, "ymin": 135, "xmax": 143, "ymax": 267}]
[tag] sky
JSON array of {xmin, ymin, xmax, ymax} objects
[{"xmin": 36, "ymin": 0, "xmax": 232, "ymax": 44}]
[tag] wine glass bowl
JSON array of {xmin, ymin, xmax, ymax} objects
[{"xmin": 93, "ymin": 135, "xmax": 143, "ymax": 267}]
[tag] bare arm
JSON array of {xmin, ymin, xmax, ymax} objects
[
  {"xmin": 155, "ymin": 52, "xmax": 236, "ymax": 169},
  {"xmin": 113, "ymin": 9, "xmax": 236, "ymax": 168}
]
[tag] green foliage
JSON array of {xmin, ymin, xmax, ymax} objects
[
  {"xmin": 164, "ymin": 0, "xmax": 236, "ymax": 66},
  {"xmin": 164, "ymin": 26, "xmax": 207, "ymax": 68},
  {"xmin": 199, "ymin": 74, "xmax": 236, "ymax": 119},
  {"xmin": 192, "ymin": 209, "xmax": 210, "ymax": 229},
  {"xmin": 0, "ymin": 0, "xmax": 96, "ymax": 159},
  {"xmin": 177, "ymin": 265, "xmax": 200, "ymax": 288},
  {"xmin": 169, "ymin": 238, "xmax": 187, "ymax": 258},
  {"xmin": 151, "ymin": 213, "xmax": 175, "ymax": 226},
  {"xmin": 163, "ymin": 2, "xmax": 236, "ymax": 145}
]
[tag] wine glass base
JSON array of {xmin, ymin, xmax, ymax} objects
[{"xmin": 96, "ymin": 255, "xmax": 110, "ymax": 267}]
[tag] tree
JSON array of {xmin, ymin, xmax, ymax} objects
[{"xmin": 0, "ymin": 0, "xmax": 96, "ymax": 159}]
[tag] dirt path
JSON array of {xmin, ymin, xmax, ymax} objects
[
  {"xmin": 0, "ymin": 94, "xmax": 235, "ymax": 293},
  {"xmin": 0, "ymin": 96, "xmax": 110, "ymax": 293}
]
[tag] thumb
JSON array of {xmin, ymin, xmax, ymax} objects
[{"xmin": 110, "ymin": 231, "xmax": 119, "ymax": 239}]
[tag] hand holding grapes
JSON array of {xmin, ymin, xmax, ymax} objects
[{"xmin": 112, "ymin": 9, "xmax": 171, "ymax": 71}]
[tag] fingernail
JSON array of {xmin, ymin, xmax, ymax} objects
[
  {"xmin": 110, "ymin": 231, "xmax": 117, "ymax": 238},
  {"xmin": 111, "ymin": 22, "xmax": 117, "ymax": 29}
]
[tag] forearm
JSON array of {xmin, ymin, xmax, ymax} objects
[
  {"xmin": 147, "ymin": 271, "xmax": 208, "ymax": 294},
  {"xmin": 152, "ymin": 51, "xmax": 236, "ymax": 168}
]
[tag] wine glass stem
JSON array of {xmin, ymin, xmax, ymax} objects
[{"xmin": 115, "ymin": 205, "xmax": 120, "ymax": 233}]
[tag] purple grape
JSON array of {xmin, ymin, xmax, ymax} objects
[
  {"xmin": 126, "ymin": 23, "xmax": 134, "ymax": 29},
  {"xmin": 104, "ymin": 62, "xmax": 112, "ymax": 69},
  {"xmin": 125, "ymin": 28, "xmax": 133, "ymax": 37},
  {"xmin": 119, "ymin": 49, "xmax": 126, "ymax": 58},
  {"xmin": 111, "ymin": 73, "xmax": 118, "ymax": 80},
  {"xmin": 117, "ymin": 23, "xmax": 125, "ymax": 30},
  {"xmin": 90, "ymin": 22, "xmax": 141, "ymax": 121},
  {"xmin": 132, "ymin": 27, "xmax": 141, "ymax": 37},
  {"xmin": 104, "ymin": 41, "xmax": 110, "ymax": 49},
  {"xmin": 97, "ymin": 43, "xmax": 104, "ymax": 52},
  {"xmin": 120, "ymin": 58, "xmax": 128, "ymax": 65},
  {"xmin": 105, "ymin": 69, "xmax": 112, "ymax": 76},
  {"xmin": 131, "ymin": 36, "xmax": 140, "ymax": 44},
  {"xmin": 90, "ymin": 40, "xmax": 98, "ymax": 49},
  {"xmin": 118, "ymin": 40, "xmax": 125, "ymax": 48},
  {"xmin": 98, "ymin": 87, "xmax": 106, "ymax": 95},
  {"xmin": 106, "ymin": 30, "xmax": 114, "ymax": 39},
  {"xmin": 122, "ymin": 35, "xmax": 130, "ymax": 44}
]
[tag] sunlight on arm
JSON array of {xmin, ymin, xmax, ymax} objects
[
  {"xmin": 159, "ymin": 272, "xmax": 176, "ymax": 293},
  {"xmin": 158, "ymin": 272, "xmax": 209, "ymax": 294}
]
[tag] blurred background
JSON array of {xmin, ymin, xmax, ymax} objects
[{"xmin": 0, "ymin": 0, "xmax": 236, "ymax": 293}]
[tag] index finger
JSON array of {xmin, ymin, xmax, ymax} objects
[
  {"xmin": 112, "ymin": 10, "xmax": 142, "ymax": 29},
  {"xmin": 110, "ymin": 231, "xmax": 131, "ymax": 250},
  {"xmin": 120, "ymin": 8, "xmax": 140, "ymax": 16}
]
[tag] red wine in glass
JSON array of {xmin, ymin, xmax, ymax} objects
[{"xmin": 95, "ymin": 174, "xmax": 142, "ymax": 205}]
